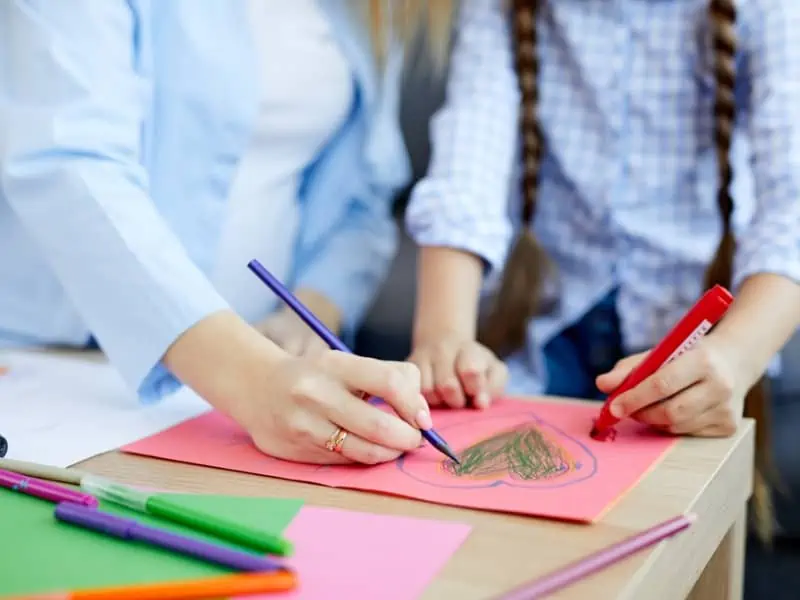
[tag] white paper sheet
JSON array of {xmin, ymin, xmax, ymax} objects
[{"xmin": 0, "ymin": 350, "xmax": 210, "ymax": 467}]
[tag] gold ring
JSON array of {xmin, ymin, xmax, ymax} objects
[{"xmin": 325, "ymin": 427, "xmax": 348, "ymax": 453}]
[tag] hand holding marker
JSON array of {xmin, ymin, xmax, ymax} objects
[{"xmin": 591, "ymin": 285, "xmax": 733, "ymax": 439}]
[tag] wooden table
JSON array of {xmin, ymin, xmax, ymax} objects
[{"xmin": 77, "ymin": 401, "xmax": 753, "ymax": 600}]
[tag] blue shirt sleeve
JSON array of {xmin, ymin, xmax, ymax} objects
[
  {"xmin": 405, "ymin": 0, "xmax": 517, "ymax": 277},
  {"xmin": 293, "ymin": 193, "xmax": 398, "ymax": 339},
  {"xmin": 0, "ymin": 0, "xmax": 230, "ymax": 402}
]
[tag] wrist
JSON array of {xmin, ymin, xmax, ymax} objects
[
  {"xmin": 706, "ymin": 326, "xmax": 765, "ymax": 390},
  {"xmin": 163, "ymin": 310, "xmax": 286, "ymax": 416},
  {"xmin": 707, "ymin": 273, "xmax": 800, "ymax": 388},
  {"xmin": 413, "ymin": 246, "xmax": 483, "ymax": 345},
  {"xmin": 413, "ymin": 322, "xmax": 475, "ymax": 347}
]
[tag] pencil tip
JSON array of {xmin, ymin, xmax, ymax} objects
[{"xmin": 445, "ymin": 447, "xmax": 460, "ymax": 464}]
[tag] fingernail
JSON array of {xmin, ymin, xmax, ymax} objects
[
  {"xmin": 415, "ymin": 408, "xmax": 434, "ymax": 430},
  {"xmin": 475, "ymin": 392, "xmax": 490, "ymax": 409}
]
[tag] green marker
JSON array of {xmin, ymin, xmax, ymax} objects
[{"xmin": 80, "ymin": 475, "xmax": 293, "ymax": 556}]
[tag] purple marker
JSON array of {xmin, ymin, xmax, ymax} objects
[
  {"xmin": 247, "ymin": 259, "xmax": 461, "ymax": 465},
  {"xmin": 54, "ymin": 503, "xmax": 282, "ymax": 572},
  {"xmin": 0, "ymin": 468, "xmax": 97, "ymax": 507}
]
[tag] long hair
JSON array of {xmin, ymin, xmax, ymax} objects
[
  {"xmin": 485, "ymin": 0, "xmax": 775, "ymax": 542},
  {"xmin": 361, "ymin": 1, "xmax": 454, "ymax": 68}
]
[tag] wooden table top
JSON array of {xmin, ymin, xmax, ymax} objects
[{"xmin": 77, "ymin": 400, "xmax": 754, "ymax": 600}]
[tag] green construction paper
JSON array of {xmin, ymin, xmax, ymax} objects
[{"xmin": 0, "ymin": 490, "xmax": 303, "ymax": 597}]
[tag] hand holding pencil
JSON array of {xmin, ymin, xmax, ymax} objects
[{"xmin": 162, "ymin": 309, "xmax": 436, "ymax": 466}]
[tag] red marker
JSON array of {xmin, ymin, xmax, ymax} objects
[{"xmin": 590, "ymin": 285, "xmax": 734, "ymax": 440}]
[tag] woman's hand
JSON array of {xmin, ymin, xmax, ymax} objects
[
  {"xmin": 164, "ymin": 311, "xmax": 431, "ymax": 464},
  {"xmin": 240, "ymin": 350, "xmax": 430, "ymax": 464},
  {"xmin": 256, "ymin": 288, "xmax": 341, "ymax": 357},
  {"xmin": 595, "ymin": 336, "xmax": 745, "ymax": 437},
  {"xmin": 409, "ymin": 334, "xmax": 508, "ymax": 410}
]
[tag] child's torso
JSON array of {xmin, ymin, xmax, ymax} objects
[{"xmin": 528, "ymin": 0, "xmax": 757, "ymax": 351}]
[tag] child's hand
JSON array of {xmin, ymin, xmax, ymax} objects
[
  {"xmin": 409, "ymin": 335, "xmax": 508, "ymax": 410},
  {"xmin": 595, "ymin": 337, "xmax": 744, "ymax": 437},
  {"xmin": 255, "ymin": 288, "xmax": 341, "ymax": 358}
]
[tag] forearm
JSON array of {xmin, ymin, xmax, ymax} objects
[
  {"xmin": 413, "ymin": 246, "xmax": 484, "ymax": 343},
  {"xmin": 164, "ymin": 310, "xmax": 285, "ymax": 416},
  {"xmin": 711, "ymin": 273, "xmax": 800, "ymax": 386}
]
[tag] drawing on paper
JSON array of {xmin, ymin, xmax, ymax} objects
[
  {"xmin": 397, "ymin": 413, "xmax": 597, "ymax": 489},
  {"xmin": 443, "ymin": 424, "xmax": 578, "ymax": 480}
]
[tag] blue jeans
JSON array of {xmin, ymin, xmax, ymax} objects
[{"xmin": 543, "ymin": 291, "xmax": 624, "ymax": 400}]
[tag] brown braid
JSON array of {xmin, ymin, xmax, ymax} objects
[
  {"xmin": 479, "ymin": 0, "xmax": 552, "ymax": 357},
  {"xmin": 489, "ymin": 0, "xmax": 775, "ymax": 542},
  {"xmin": 707, "ymin": 0, "xmax": 775, "ymax": 544}
]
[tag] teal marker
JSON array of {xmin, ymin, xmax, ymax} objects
[{"xmin": 80, "ymin": 475, "xmax": 293, "ymax": 556}]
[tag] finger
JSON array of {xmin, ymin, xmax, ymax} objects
[
  {"xmin": 486, "ymin": 359, "xmax": 509, "ymax": 398},
  {"xmin": 276, "ymin": 417, "xmax": 400, "ymax": 466},
  {"xmin": 265, "ymin": 411, "xmax": 354, "ymax": 465},
  {"xmin": 595, "ymin": 351, "xmax": 648, "ymax": 393},
  {"xmin": 332, "ymin": 426, "xmax": 404, "ymax": 465},
  {"xmin": 432, "ymin": 347, "xmax": 467, "ymax": 409},
  {"xmin": 667, "ymin": 402, "xmax": 738, "ymax": 437},
  {"xmin": 610, "ymin": 353, "xmax": 707, "ymax": 419},
  {"xmin": 691, "ymin": 421, "xmax": 739, "ymax": 438},
  {"xmin": 455, "ymin": 346, "xmax": 488, "ymax": 406},
  {"xmin": 410, "ymin": 351, "xmax": 440, "ymax": 406},
  {"xmin": 631, "ymin": 382, "xmax": 719, "ymax": 428},
  {"xmin": 325, "ymin": 389, "xmax": 422, "ymax": 452},
  {"xmin": 320, "ymin": 352, "xmax": 432, "ymax": 431}
]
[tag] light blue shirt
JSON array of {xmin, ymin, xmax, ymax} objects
[
  {"xmin": 0, "ymin": 1, "xmax": 410, "ymax": 401},
  {"xmin": 406, "ymin": 0, "xmax": 800, "ymax": 393}
]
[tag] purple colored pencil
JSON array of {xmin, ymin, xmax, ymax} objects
[
  {"xmin": 495, "ymin": 514, "xmax": 696, "ymax": 600},
  {"xmin": 0, "ymin": 468, "xmax": 97, "ymax": 507},
  {"xmin": 247, "ymin": 259, "xmax": 461, "ymax": 464},
  {"xmin": 54, "ymin": 502, "xmax": 282, "ymax": 573}
]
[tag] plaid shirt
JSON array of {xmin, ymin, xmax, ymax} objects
[{"xmin": 406, "ymin": 0, "xmax": 800, "ymax": 391}]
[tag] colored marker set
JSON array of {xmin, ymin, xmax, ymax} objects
[{"xmin": 0, "ymin": 461, "xmax": 297, "ymax": 598}]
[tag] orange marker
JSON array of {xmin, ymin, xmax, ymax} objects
[{"xmin": 10, "ymin": 569, "xmax": 297, "ymax": 600}]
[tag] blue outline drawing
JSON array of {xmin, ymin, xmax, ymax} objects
[{"xmin": 396, "ymin": 412, "xmax": 598, "ymax": 490}]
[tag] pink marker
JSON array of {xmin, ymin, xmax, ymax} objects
[
  {"xmin": 495, "ymin": 514, "xmax": 695, "ymax": 599},
  {"xmin": 0, "ymin": 468, "xmax": 98, "ymax": 507}
]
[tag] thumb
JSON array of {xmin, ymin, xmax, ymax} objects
[{"xmin": 595, "ymin": 351, "xmax": 648, "ymax": 393}]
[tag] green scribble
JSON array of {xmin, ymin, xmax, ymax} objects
[{"xmin": 443, "ymin": 424, "xmax": 575, "ymax": 481}]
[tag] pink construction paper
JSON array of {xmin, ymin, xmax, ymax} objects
[
  {"xmin": 124, "ymin": 398, "xmax": 677, "ymax": 522},
  {"xmin": 245, "ymin": 506, "xmax": 471, "ymax": 600}
]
